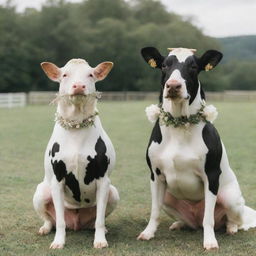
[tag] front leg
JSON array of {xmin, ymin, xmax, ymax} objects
[
  {"xmin": 203, "ymin": 181, "xmax": 218, "ymax": 250},
  {"xmin": 94, "ymin": 177, "xmax": 110, "ymax": 249},
  {"xmin": 50, "ymin": 178, "xmax": 66, "ymax": 249},
  {"xmin": 137, "ymin": 178, "xmax": 166, "ymax": 240}
]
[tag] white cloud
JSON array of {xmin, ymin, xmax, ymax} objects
[
  {"xmin": 1, "ymin": 0, "xmax": 255, "ymax": 37},
  {"xmin": 161, "ymin": 0, "xmax": 256, "ymax": 37}
]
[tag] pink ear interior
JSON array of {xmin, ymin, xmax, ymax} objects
[
  {"xmin": 93, "ymin": 62, "xmax": 113, "ymax": 81},
  {"xmin": 41, "ymin": 62, "xmax": 61, "ymax": 82}
]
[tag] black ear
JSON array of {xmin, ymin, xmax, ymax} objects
[
  {"xmin": 141, "ymin": 47, "xmax": 164, "ymax": 69},
  {"xmin": 198, "ymin": 50, "xmax": 223, "ymax": 71}
]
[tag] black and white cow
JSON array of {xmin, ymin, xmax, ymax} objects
[
  {"xmin": 137, "ymin": 47, "xmax": 256, "ymax": 250},
  {"xmin": 33, "ymin": 59, "xmax": 119, "ymax": 249}
]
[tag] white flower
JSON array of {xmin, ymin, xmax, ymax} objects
[
  {"xmin": 145, "ymin": 104, "xmax": 160, "ymax": 123},
  {"xmin": 203, "ymin": 104, "xmax": 218, "ymax": 123}
]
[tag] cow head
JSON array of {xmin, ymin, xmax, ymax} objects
[
  {"xmin": 41, "ymin": 59, "xmax": 113, "ymax": 96},
  {"xmin": 141, "ymin": 47, "xmax": 222, "ymax": 105}
]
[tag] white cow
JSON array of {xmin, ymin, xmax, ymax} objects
[{"xmin": 33, "ymin": 58, "xmax": 119, "ymax": 249}]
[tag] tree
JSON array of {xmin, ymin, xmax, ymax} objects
[{"xmin": 0, "ymin": 0, "xmax": 228, "ymax": 92}]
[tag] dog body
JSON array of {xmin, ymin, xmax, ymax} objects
[
  {"xmin": 33, "ymin": 59, "xmax": 119, "ymax": 249},
  {"xmin": 138, "ymin": 47, "xmax": 256, "ymax": 250}
]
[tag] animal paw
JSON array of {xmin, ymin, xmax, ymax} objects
[
  {"xmin": 137, "ymin": 231, "xmax": 154, "ymax": 240},
  {"xmin": 227, "ymin": 223, "xmax": 238, "ymax": 235},
  {"xmin": 38, "ymin": 222, "xmax": 52, "ymax": 235},
  {"xmin": 94, "ymin": 239, "xmax": 108, "ymax": 249},
  {"xmin": 169, "ymin": 221, "xmax": 185, "ymax": 231},
  {"xmin": 49, "ymin": 241, "xmax": 65, "ymax": 249},
  {"xmin": 204, "ymin": 240, "xmax": 219, "ymax": 251}
]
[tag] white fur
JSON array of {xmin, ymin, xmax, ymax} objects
[
  {"xmin": 168, "ymin": 48, "xmax": 194, "ymax": 63},
  {"xmin": 58, "ymin": 58, "xmax": 96, "ymax": 95},
  {"xmin": 33, "ymin": 59, "xmax": 119, "ymax": 249}
]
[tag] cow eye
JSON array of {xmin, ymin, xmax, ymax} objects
[
  {"xmin": 63, "ymin": 73, "xmax": 67, "ymax": 77},
  {"xmin": 89, "ymin": 74, "xmax": 93, "ymax": 77},
  {"xmin": 162, "ymin": 64, "xmax": 167, "ymax": 69}
]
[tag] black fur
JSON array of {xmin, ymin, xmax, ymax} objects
[
  {"xmin": 51, "ymin": 159, "xmax": 67, "ymax": 182},
  {"xmin": 146, "ymin": 120, "xmax": 162, "ymax": 181},
  {"xmin": 50, "ymin": 143, "xmax": 81, "ymax": 202},
  {"xmin": 51, "ymin": 142, "xmax": 60, "ymax": 157},
  {"xmin": 65, "ymin": 172, "xmax": 81, "ymax": 202},
  {"xmin": 84, "ymin": 137, "xmax": 110, "ymax": 185},
  {"xmin": 156, "ymin": 168, "xmax": 161, "ymax": 175},
  {"xmin": 202, "ymin": 122, "xmax": 222, "ymax": 195},
  {"xmin": 141, "ymin": 47, "xmax": 222, "ymax": 105}
]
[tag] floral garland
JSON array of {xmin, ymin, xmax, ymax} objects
[
  {"xmin": 159, "ymin": 105, "xmax": 206, "ymax": 128},
  {"xmin": 55, "ymin": 111, "xmax": 98, "ymax": 129},
  {"xmin": 52, "ymin": 92, "xmax": 101, "ymax": 129},
  {"xmin": 145, "ymin": 102, "xmax": 218, "ymax": 128}
]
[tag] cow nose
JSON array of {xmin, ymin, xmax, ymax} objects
[
  {"xmin": 72, "ymin": 84, "xmax": 86, "ymax": 95},
  {"xmin": 166, "ymin": 80, "xmax": 182, "ymax": 90}
]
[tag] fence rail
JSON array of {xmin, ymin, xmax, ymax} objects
[
  {"xmin": 0, "ymin": 93, "xmax": 26, "ymax": 108},
  {"xmin": 27, "ymin": 91, "xmax": 256, "ymax": 104},
  {"xmin": 0, "ymin": 91, "xmax": 256, "ymax": 108}
]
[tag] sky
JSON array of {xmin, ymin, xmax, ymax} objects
[{"xmin": 1, "ymin": 0, "xmax": 256, "ymax": 37}]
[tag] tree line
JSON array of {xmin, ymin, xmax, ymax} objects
[{"xmin": 0, "ymin": 0, "xmax": 255, "ymax": 92}]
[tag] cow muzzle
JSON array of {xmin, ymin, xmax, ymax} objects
[
  {"xmin": 165, "ymin": 80, "xmax": 182, "ymax": 99},
  {"xmin": 71, "ymin": 83, "xmax": 86, "ymax": 95}
]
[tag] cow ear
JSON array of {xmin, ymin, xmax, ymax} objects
[
  {"xmin": 198, "ymin": 50, "xmax": 223, "ymax": 71},
  {"xmin": 41, "ymin": 62, "xmax": 61, "ymax": 82},
  {"xmin": 93, "ymin": 62, "xmax": 113, "ymax": 81},
  {"xmin": 141, "ymin": 47, "xmax": 164, "ymax": 69}
]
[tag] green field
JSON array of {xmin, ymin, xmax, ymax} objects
[{"xmin": 1, "ymin": 101, "xmax": 256, "ymax": 256}]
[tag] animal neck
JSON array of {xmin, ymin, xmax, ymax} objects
[
  {"xmin": 56, "ymin": 96, "xmax": 97, "ymax": 123},
  {"xmin": 162, "ymin": 83, "xmax": 203, "ymax": 118}
]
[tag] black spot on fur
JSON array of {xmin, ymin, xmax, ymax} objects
[
  {"xmin": 200, "ymin": 86, "xmax": 206, "ymax": 100},
  {"xmin": 84, "ymin": 137, "xmax": 110, "ymax": 185},
  {"xmin": 65, "ymin": 172, "xmax": 81, "ymax": 202},
  {"xmin": 146, "ymin": 120, "xmax": 162, "ymax": 181},
  {"xmin": 51, "ymin": 142, "xmax": 60, "ymax": 157},
  {"xmin": 51, "ymin": 159, "xmax": 67, "ymax": 182},
  {"xmin": 146, "ymin": 153, "xmax": 154, "ymax": 181},
  {"xmin": 85, "ymin": 199, "xmax": 90, "ymax": 203},
  {"xmin": 51, "ymin": 159, "xmax": 81, "ymax": 202},
  {"xmin": 156, "ymin": 168, "xmax": 161, "ymax": 175},
  {"xmin": 202, "ymin": 122, "xmax": 222, "ymax": 195},
  {"xmin": 151, "ymin": 119, "xmax": 162, "ymax": 144}
]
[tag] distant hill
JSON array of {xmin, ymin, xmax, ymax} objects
[{"xmin": 217, "ymin": 35, "xmax": 256, "ymax": 63}]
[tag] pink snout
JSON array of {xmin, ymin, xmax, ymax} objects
[
  {"xmin": 165, "ymin": 79, "xmax": 182, "ymax": 99},
  {"xmin": 72, "ymin": 83, "xmax": 86, "ymax": 95},
  {"xmin": 166, "ymin": 80, "xmax": 182, "ymax": 90}
]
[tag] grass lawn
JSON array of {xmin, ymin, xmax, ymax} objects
[{"xmin": 0, "ymin": 100, "xmax": 256, "ymax": 256}]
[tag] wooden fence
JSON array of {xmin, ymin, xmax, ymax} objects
[
  {"xmin": 27, "ymin": 91, "xmax": 256, "ymax": 105},
  {"xmin": 0, "ymin": 93, "xmax": 26, "ymax": 108},
  {"xmin": 27, "ymin": 91, "xmax": 160, "ymax": 104},
  {"xmin": 1, "ymin": 91, "xmax": 256, "ymax": 108}
]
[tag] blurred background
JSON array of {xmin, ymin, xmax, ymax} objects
[
  {"xmin": 0, "ymin": 0, "xmax": 255, "ymax": 94},
  {"xmin": 1, "ymin": 2, "xmax": 256, "ymax": 255}
]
